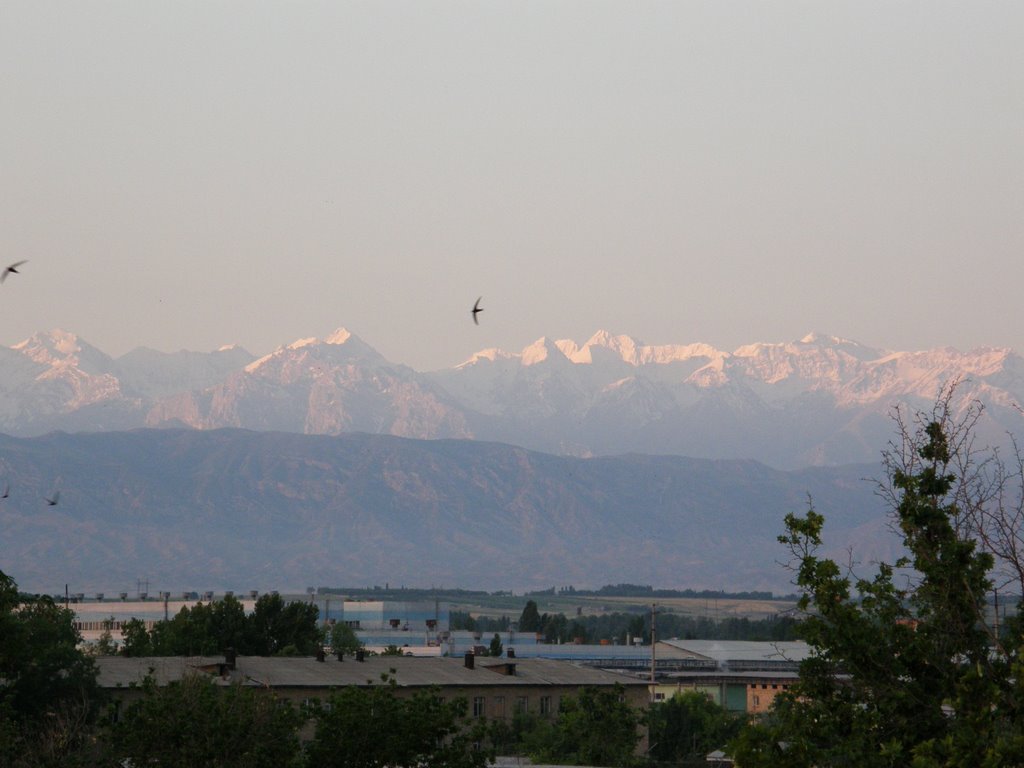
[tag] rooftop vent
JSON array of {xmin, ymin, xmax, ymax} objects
[{"xmin": 464, "ymin": 652, "xmax": 475, "ymax": 670}]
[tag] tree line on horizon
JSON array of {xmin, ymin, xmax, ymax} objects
[{"xmin": 452, "ymin": 606, "xmax": 800, "ymax": 645}]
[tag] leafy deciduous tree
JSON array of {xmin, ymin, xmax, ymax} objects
[
  {"xmin": 648, "ymin": 691, "xmax": 742, "ymax": 767},
  {"xmin": 304, "ymin": 676, "xmax": 491, "ymax": 768},
  {"xmin": 104, "ymin": 673, "xmax": 304, "ymax": 768},
  {"xmin": 733, "ymin": 388, "xmax": 1024, "ymax": 767},
  {"xmin": 0, "ymin": 570, "xmax": 100, "ymax": 766}
]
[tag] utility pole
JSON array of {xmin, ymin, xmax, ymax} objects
[{"xmin": 650, "ymin": 602, "xmax": 657, "ymax": 703}]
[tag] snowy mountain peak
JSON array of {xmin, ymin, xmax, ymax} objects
[
  {"xmin": 12, "ymin": 328, "xmax": 113, "ymax": 374},
  {"xmin": 571, "ymin": 330, "xmax": 725, "ymax": 366},
  {"xmin": 244, "ymin": 328, "xmax": 382, "ymax": 374},
  {"xmin": 800, "ymin": 331, "xmax": 847, "ymax": 345},
  {"xmin": 324, "ymin": 328, "xmax": 353, "ymax": 345},
  {"xmin": 455, "ymin": 348, "xmax": 516, "ymax": 369},
  {"xmin": 14, "ymin": 328, "xmax": 83, "ymax": 359},
  {"xmin": 467, "ymin": 331, "xmax": 728, "ymax": 368},
  {"xmin": 521, "ymin": 337, "xmax": 568, "ymax": 366}
]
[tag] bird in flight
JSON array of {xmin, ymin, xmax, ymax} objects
[
  {"xmin": 1, "ymin": 484, "xmax": 8, "ymax": 499},
  {"xmin": 1, "ymin": 260, "xmax": 27, "ymax": 283},
  {"xmin": 471, "ymin": 297, "xmax": 483, "ymax": 325},
  {"xmin": 45, "ymin": 491, "xmax": 60, "ymax": 506}
]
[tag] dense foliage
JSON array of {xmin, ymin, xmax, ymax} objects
[
  {"xmin": 120, "ymin": 592, "xmax": 321, "ymax": 656},
  {"xmin": 733, "ymin": 394, "xmax": 1024, "ymax": 767},
  {"xmin": 304, "ymin": 676, "xmax": 491, "ymax": 768},
  {"xmin": 529, "ymin": 584, "xmax": 778, "ymax": 600},
  {"xmin": 647, "ymin": 691, "xmax": 742, "ymax": 767},
  {"xmin": 492, "ymin": 683, "xmax": 643, "ymax": 767},
  {"xmin": 451, "ymin": 605, "xmax": 799, "ymax": 644},
  {"xmin": 104, "ymin": 673, "xmax": 304, "ymax": 768},
  {"xmin": 0, "ymin": 569, "xmax": 100, "ymax": 767}
]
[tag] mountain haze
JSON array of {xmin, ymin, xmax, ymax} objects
[
  {"xmin": 1, "ymin": 328, "xmax": 1022, "ymax": 469},
  {"xmin": 0, "ymin": 429, "xmax": 888, "ymax": 595}
]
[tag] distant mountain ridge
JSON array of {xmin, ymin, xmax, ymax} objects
[
  {"xmin": 2, "ymin": 328, "xmax": 1023, "ymax": 469},
  {"xmin": 0, "ymin": 429, "xmax": 889, "ymax": 594}
]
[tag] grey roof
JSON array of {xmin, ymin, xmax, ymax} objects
[
  {"xmin": 96, "ymin": 656, "xmax": 224, "ymax": 688},
  {"xmin": 96, "ymin": 655, "xmax": 649, "ymax": 691},
  {"xmin": 502, "ymin": 642, "xmax": 709, "ymax": 662},
  {"xmin": 659, "ymin": 640, "xmax": 810, "ymax": 667}
]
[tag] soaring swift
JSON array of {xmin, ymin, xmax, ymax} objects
[
  {"xmin": 1, "ymin": 260, "xmax": 27, "ymax": 283},
  {"xmin": 471, "ymin": 297, "xmax": 483, "ymax": 325}
]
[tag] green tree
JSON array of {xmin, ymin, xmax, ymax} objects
[
  {"xmin": 89, "ymin": 616, "xmax": 119, "ymax": 657},
  {"xmin": 304, "ymin": 677, "xmax": 491, "ymax": 768},
  {"xmin": 648, "ymin": 691, "xmax": 742, "ymax": 766},
  {"xmin": 531, "ymin": 684, "xmax": 642, "ymax": 766},
  {"xmin": 733, "ymin": 390, "xmax": 1024, "ymax": 767},
  {"xmin": 103, "ymin": 673, "xmax": 303, "ymax": 768},
  {"xmin": 541, "ymin": 612, "xmax": 568, "ymax": 643},
  {"xmin": 0, "ymin": 570, "xmax": 100, "ymax": 766},
  {"xmin": 330, "ymin": 621, "xmax": 362, "ymax": 656},
  {"xmin": 249, "ymin": 593, "xmax": 321, "ymax": 655},
  {"xmin": 488, "ymin": 632, "xmax": 504, "ymax": 657},
  {"xmin": 120, "ymin": 617, "xmax": 152, "ymax": 656},
  {"xmin": 518, "ymin": 600, "xmax": 541, "ymax": 632},
  {"xmin": 149, "ymin": 602, "xmax": 215, "ymax": 655}
]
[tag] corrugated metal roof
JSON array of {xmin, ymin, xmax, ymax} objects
[{"xmin": 659, "ymin": 640, "xmax": 810, "ymax": 665}]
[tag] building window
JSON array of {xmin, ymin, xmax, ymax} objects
[
  {"xmin": 473, "ymin": 697, "xmax": 485, "ymax": 717},
  {"xmin": 515, "ymin": 696, "xmax": 528, "ymax": 714},
  {"xmin": 493, "ymin": 696, "xmax": 505, "ymax": 717},
  {"xmin": 753, "ymin": 695, "xmax": 760, "ymax": 707},
  {"xmin": 539, "ymin": 696, "xmax": 552, "ymax": 715}
]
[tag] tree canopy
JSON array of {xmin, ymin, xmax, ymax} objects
[
  {"xmin": 104, "ymin": 673, "xmax": 304, "ymax": 768},
  {"xmin": 733, "ymin": 388, "xmax": 1024, "ymax": 767},
  {"xmin": 304, "ymin": 676, "xmax": 491, "ymax": 768},
  {"xmin": 120, "ymin": 593, "xmax": 321, "ymax": 657},
  {"xmin": 0, "ymin": 570, "xmax": 100, "ymax": 766}
]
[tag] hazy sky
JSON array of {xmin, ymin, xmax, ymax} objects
[{"xmin": 2, "ymin": 2, "xmax": 1022, "ymax": 370}]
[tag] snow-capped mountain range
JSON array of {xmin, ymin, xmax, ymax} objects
[{"xmin": 3, "ymin": 327, "xmax": 1023, "ymax": 469}]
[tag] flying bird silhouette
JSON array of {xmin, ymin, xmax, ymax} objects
[
  {"xmin": 1, "ymin": 260, "xmax": 27, "ymax": 283},
  {"xmin": 471, "ymin": 297, "xmax": 483, "ymax": 325},
  {"xmin": 1, "ymin": 484, "xmax": 8, "ymax": 499},
  {"xmin": 45, "ymin": 491, "xmax": 60, "ymax": 506}
]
